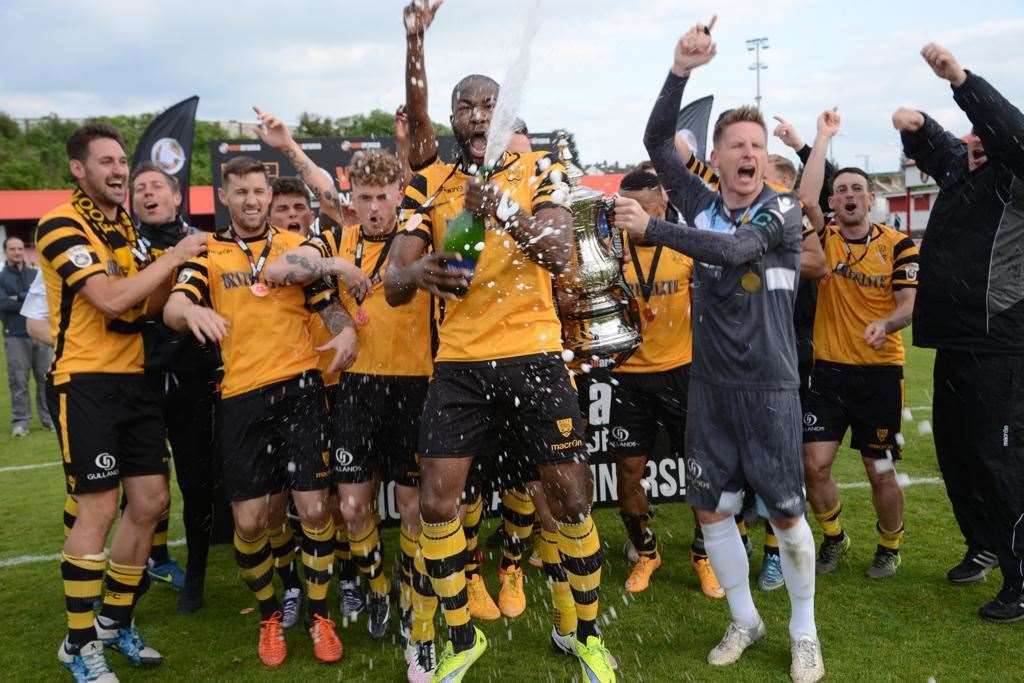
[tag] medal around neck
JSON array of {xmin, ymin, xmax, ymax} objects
[
  {"xmin": 740, "ymin": 269, "xmax": 762, "ymax": 293},
  {"xmin": 250, "ymin": 282, "xmax": 270, "ymax": 297}
]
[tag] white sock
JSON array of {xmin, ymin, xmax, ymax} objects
[
  {"xmin": 773, "ymin": 516, "xmax": 818, "ymax": 641},
  {"xmin": 701, "ymin": 517, "xmax": 760, "ymax": 629}
]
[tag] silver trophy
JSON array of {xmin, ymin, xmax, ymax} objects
[{"xmin": 555, "ymin": 137, "xmax": 642, "ymax": 370}]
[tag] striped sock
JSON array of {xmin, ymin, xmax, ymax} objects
[
  {"xmin": 462, "ymin": 494, "xmax": 483, "ymax": 578},
  {"xmin": 877, "ymin": 522, "xmax": 904, "ymax": 553},
  {"xmin": 61, "ymin": 552, "xmax": 104, "ymax": 648},
  {"xmin": 420, "ymin": 516, "xmax": 474, "ymax": 652},
  {"xmin": 268, "ymin": 523, "xmax": 301, "ymax": 591},
  {"xmin": 234, "ymin": 531, "xmax": 280, "ymax": 619},
  {"xmin": 500, "ymin": 488, "xmax": 536, "ymax": 570},
  {"xmin": 411, "ymin": 542, "xmax": 439, "ymax": 643},
  {"xmin": 399, "ymin": 527, "xmax": 418, "ymax": 612},
  {"xmin": 764, "ymin": 520, "xmax": 780, "ymax": 556},
  {"xmin": 98, "ymin": 560, "xmax": 145, "ymax": 629},
  {"xmin": 539, "ymin": 528, "xmax": 577, "ymax": 636},
  {"xmin": 148, "ymin": 508, "xmax": 170, "ymax": 565},
  {"xmin": 621, "ymin": 511, "xmax": 657, "ymax": 558},
  {"xmin": 814, "ymin": 500, "xmax": 845, "ymax": 540},
  {"xmin": 335, "ymin": 524, "xmax": 357, "ymax": 582},
  {"xmin": 301, "ymin": 520, "xmax": 335, "ymax": 618},
  {"xmin": 556, "ymin": 514, "xmax": 603, "ymax": 641},
  {"xmin": 691, "ymin": 520, "xmax": 707, "ymax": 558},
  {"xmin": 350, "ymin": 520, "xmax": 389, "ymax": 597}
]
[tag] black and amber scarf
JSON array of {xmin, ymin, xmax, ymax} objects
[{"xmin": 71, "ymin": 188, "xmax": 151, "ymax": 333}]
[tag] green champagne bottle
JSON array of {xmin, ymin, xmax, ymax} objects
[{"xmin": 442, "ymin": 170, "xmax": 490, "ymax": 295}]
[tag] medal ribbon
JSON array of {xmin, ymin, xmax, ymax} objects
[
  {"xmin": 230, "ymin": 224, "xmax": 274, "ymax": 286},
  {"xmin": 629, "ymin": 243, "xmax": 664, "ymax": 307},
  {"xmin": 353, "ymin": 229, "xmax": 396, "ymax": 305},
  {"xmin": 837, "ymin": 223, "xmax": 875, "ymax": 270}
]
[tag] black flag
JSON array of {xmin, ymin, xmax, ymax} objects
[
  {"xmin": 131, "ymin": 96, "xmax": 199, "ymax": 221},
  {"xmin": 675, "ymin": 95, "xmax": 714, "ymax": 161}
]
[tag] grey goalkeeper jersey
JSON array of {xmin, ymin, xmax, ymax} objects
[{"xmin": 643, "ymin": 72, "xmax": 803, "ymax": 390}]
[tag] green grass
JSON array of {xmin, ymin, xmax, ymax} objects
[{"xmin": 0, "ymin": 333, "xmax": 1018, "ymax": 682}]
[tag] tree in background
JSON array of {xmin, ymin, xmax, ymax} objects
[
  {"xmin": 0, "ymin": 109, "xmax": 454, "ymax": 190},
  {"xmin": 295, "ymin": 108, "xmax": 451, "ymax": 139}
]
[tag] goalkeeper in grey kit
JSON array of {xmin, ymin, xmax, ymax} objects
[{"xmin": 612, "ymin": 17, "xmax": 823, "ymax": 683}]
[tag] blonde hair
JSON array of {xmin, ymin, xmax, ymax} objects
[
  {"xmin": 348, "ymin": 150, "xmax": 403, "ymax": 187},
  {"xmin": 712, "ymin": 106, "xmax": 767, "ymax": 146}
]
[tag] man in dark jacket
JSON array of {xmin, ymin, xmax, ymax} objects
[
  {"xmin": 895, "ymin": 42, "xmax": 1024, "ymax": 623},
  {"xmin": 132, "ymin": 161, "xmax": 223, "ymax": 613},
  {"xmin": 1, "ymin": 235, "xmax": 53, "ymax": 436}
]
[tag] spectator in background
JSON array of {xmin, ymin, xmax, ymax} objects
[
  {"xmin": 895, "ymin": 43, "xmax": 1024, "ymax": 623},
  {"xmin": 1, "ymin": 235, "xmax": 52, "ymax": 436}
]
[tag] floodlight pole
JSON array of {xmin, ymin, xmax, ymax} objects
[{"xmin": 746, "ymin": 37, "xmax": 769, "ymax": 109}]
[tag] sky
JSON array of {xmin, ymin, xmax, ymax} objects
[{"xmin": 2, "ymin": 0, "xmax": 1023, "ymax": 174}]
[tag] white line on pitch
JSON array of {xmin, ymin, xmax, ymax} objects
[
  {"xmin": 0, "ymin": 462, "xmax": 60, "ymax": 473},
  {"xmin": 837, "ymin": 476, "xmax": 942, "ymax": 490},
  {"xmin": 0, "ymin": 539, "xmax": 186, "ymax": 569}
]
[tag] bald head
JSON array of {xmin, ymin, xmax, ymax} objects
[{"xmin": 450, "ymin": 74, "xmax": 499, "ymax": 111}]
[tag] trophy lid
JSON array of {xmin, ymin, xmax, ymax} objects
[{"xmin": 556, "ymin": 135, "xmax": 600, "ymax": 204}]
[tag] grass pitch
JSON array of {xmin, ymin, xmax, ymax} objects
[{"xmin": 0, "ymin": 334, "xmax": 1018, "ymax": 682}]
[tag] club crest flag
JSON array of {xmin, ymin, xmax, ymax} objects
[
  {"xmin": 132, "ymin": 96, "xmax": 199, "ymax": 220},
  {"xmin": 675, "ymin": 95, "xmax": 714, "ymax": 161}
]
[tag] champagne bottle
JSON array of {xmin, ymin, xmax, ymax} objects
[{"xmin": 442, "ymin": 168, "xmax": 490, "ymax": 296}]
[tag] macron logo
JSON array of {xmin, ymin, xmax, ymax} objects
[{"xmin": 777, "ymin": 196, "xmax": 796, "ymax": 214}]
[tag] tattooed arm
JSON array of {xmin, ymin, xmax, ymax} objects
[
  {"xmin": 264, "ymin": 244, "xmax": 372, "ymax": 298},
  {"xmin": 252, "ymin": 106, "xmax": 348, "ymax": 225},
  {"xmin": 316, "ymin": 300, "xmax": 359, "ymax": 373},
  {"xmin": 318, "ymin": 299, "xmax": 355, "ymax": 334}
]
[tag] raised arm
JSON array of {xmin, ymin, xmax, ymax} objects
[
  {"xmin": 893, "ymin": 107, "xmax": 965, "ymax": 187},
  {"xmin": 644, "ymin": 19, "xmax": 718, "ymax": 224},
  {"xmin": 798, "ymin": 107, "xmax": 841, "ymax": 231},
  {"xmin": 775, "ymin": 114, "xmax": 836, "ymax": 213},
  {"xmin": 252, "ymin": 106, "xmax": 348, "ymax": 225},
  {"xmin": 921, "ymin": 41, "xmax": 1024, "ymax": 174},
  {"xmin": 404, "ymin": 0, "xmax": 444, "ymax": 170}
]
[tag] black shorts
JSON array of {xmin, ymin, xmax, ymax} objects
[
  {"xmin": 419, "ymin": 353, "xmax": 587, "ymax": 466},
  {"xmin": 802, "ymin": 361, "xmax": 904, "ymax": 458},
  {"xmin": 47, "ymin": 374, "xmax": 170, "ymax": 495},
  {"xmin": 220, "ymin": 371, "xmax": 331, "ymax": 502},
  {"xmin": 332, "ymin": 373, "xmax": 428, "ymax": 487},
  {"xmin": 578, "ymin": 365, "xmax": 689, "ymax": 457}
]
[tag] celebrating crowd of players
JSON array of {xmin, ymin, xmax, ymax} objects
[{"xmin": 25, "ymin": 4, "xmax": 1024, "ymax": 683}]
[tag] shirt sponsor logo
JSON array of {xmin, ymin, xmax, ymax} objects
[
  {"xmin": 832, "ymin": 263, "xmax": 887, "ymax": 289},
  {"xmin": 66, "ymin": 245, "xmax": 93, "ymax": 269}
]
